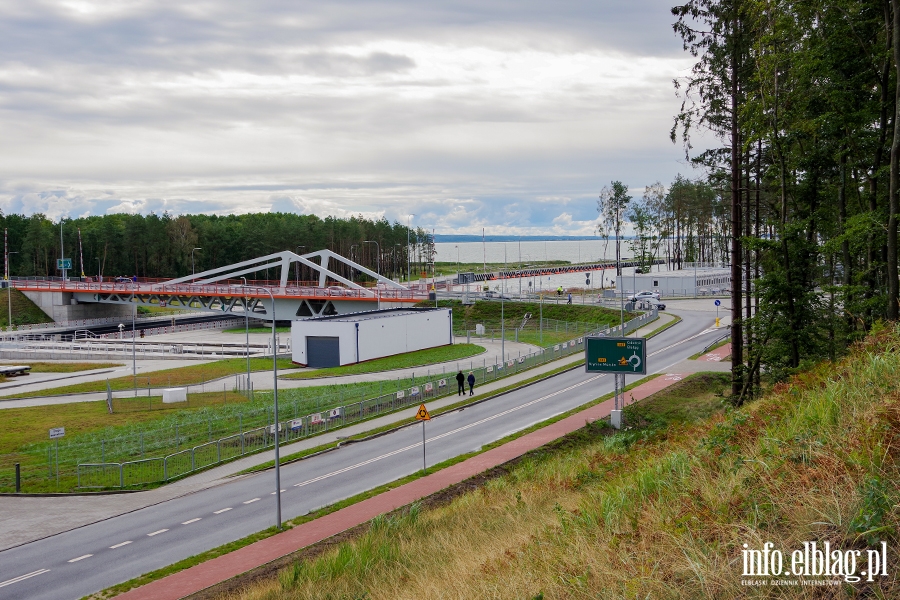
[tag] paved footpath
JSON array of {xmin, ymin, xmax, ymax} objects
[{"xmin": 117, "ymin": 366, "xmax": 693, "ymax": 600}]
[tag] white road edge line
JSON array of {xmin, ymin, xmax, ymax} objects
[
  {"xmin": 243, "ymin": 498, "xmax": 260, "ymax": 504},
  {"xmin": 182, "ymin": 518, "xmax": 202, "ymax": 524},
  {"xmin": 292, "ymin": 375, "xmax": 602, "ymax": 490},
  {"xmin": 147, "ymin": 529, "xmax": 168, "ymax": 536},
  {"xmin": 68, "ymin": 554, "xmax": 93, "ymax": 563},
  {"xmin": 213, "ymin": 508, "xmax": 232, "ymax": 514},
  {"xmin": 109, "ymin": 541, "xmax": 132, "ymax": 549},
  {"xmin": 0, "ymin": 569, "xmax": 51, "ymax": 588}
]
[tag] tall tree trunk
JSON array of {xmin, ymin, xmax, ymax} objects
[
  {"xmin": 888, "ymin": 0, "xmax": 900, "ymax": 319},
  {"xmin": 730, "ymin": 13, "xmax": 744, "ymax": 399}
]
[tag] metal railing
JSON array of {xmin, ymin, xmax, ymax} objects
[{"xmin": 72, "ymin": 308, "xmax": 656, "ymax": 489}]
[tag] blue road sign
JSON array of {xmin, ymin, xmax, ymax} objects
[{"xmin": 714, "ymin": 299, "xmax": 721, "ymax": 306}]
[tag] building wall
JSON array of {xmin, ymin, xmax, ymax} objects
[
  {"xmin": 291, "ymin": 309, "xmax": 452, "ymax": 366},
  {"xmin": 616, "ymin": 270, "xmax": 731, "ymax": 296}
]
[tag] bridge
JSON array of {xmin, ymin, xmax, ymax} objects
[{"xmin": 10, "ymin": 250, "xmax": 428, "ymax": 322}]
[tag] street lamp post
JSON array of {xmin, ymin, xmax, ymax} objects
[
  {"xmin": 6, "ymin": 251, "xmax": 17, "ymax": 330},
  {"xmin": 260, "ymin": 285, "xmax": 282, "ymax": 529},
  {"xmin": 191, "ymin": 247, "xmax": 202, "ymax": 277},
  {"xmin": 407, "ymin": 214, "xmax": 415, "ymax": 283},
  {"xmin": 241, "ymin": 277, "xmax": 251, "ymax": 394},
  {"xmin": 131, "ymin": 280, "xmax": 137, "ymax": 397}
]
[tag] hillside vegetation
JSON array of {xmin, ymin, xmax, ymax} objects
[
  {"xmin": 226, "ymin": 326, "xmax": 900, "ymax": 599},
  {"xmin": 0, "ymin": 288, "xmax": 53, "ymax": 327}
]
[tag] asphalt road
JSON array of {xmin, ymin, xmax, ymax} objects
[{"xmin": 0, "ymin": 310, "xmax": 723, "ymax": 600}]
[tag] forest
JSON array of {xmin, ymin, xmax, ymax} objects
[
  {"xmin": 0, "ymin": 212, "xmax": 434, "ymax": 284},
  {"xmin": 666, "ymin": 0, "xmax": 900, "ymax": 398}
]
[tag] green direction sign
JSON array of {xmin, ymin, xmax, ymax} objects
[
  {"xmin": 585, "ymin": 336, "xmax": 647, "ymax": 374},
  {"xmin": 57, "ymin": 258, "xmax": 72, "ymax": 270}
]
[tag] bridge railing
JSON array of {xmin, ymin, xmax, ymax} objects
[{"xmin": 68, "ymin": 308, "xmax": 656, "ymax": 489}]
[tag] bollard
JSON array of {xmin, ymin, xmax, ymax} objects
[
  {"xmin": 15, "ymin": 463, "xmax": 20, "ymax": 493},
  {"xmin": 715, "ymin": 317, "xmax": 720, "ymax": 328}
]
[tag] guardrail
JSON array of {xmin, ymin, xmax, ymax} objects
[{"xmin": 73, "ymin": 308, "xmax": 656, "ymax": 489}]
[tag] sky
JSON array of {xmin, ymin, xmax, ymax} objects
[{"xmin": 0, "ymin": 0, "xmax": 712, "ymax": 236}]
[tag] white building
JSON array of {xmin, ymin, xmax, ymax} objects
[
  {"xmin": 617, "ymin": 265, "xmax": 731, "ymax": 297},
  {"xmin": 291, "ymin": 307, "xmax": 453, "ymax": 368}
]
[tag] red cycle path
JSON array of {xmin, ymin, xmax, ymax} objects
[{"xmin": 118, "ymin": 373, "xmax": 685, "ymax": 600}]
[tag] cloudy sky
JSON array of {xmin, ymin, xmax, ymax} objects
[{"xmin": 0, "ymin": 0, "xmax": 709, "ymax": 235}]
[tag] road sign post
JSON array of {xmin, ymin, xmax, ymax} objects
[
  {"xmin": 49, "ymin": 428, "xmax": 64, "ymax": 488},
  {"xmin": 714, "ymin": 299, "xmax": 721, "ymax": 327},
  {"xmin": 585, "ymin": 337, "xmax": 647, "ymax": 429},
  {"xmin": 415, "ymin": 404, "xmax": 431, "ymax": 474}
]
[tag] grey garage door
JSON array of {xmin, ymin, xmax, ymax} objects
[{"xmin": 307, "ymin": 336, "xmax": 340, "ymax": 368}]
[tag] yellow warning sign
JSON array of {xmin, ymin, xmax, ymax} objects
[{"xmin": 415, "ymin": 404, "xmax": 431, "ymax": 421}]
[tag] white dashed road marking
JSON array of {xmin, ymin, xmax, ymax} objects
[
  {"xmin": 109, "ymin": 541, "xmax": 132, "ymax": 549},
  {"xmin": 270, "ymin": 489, "xmax": 285, "ymax": 494},
  {"xmin": 147, "ymin": 529, "xmax": 168, "ymax": 536},
  {"xmin": 243, "ymin": 498, "xmax": 260, "ymax": 504},
  {"xmin": 0, "ymin": 569, "xmax": 50, "ymax": 588},
  {"xmin": 213, "ymin": 508, "xmax": 232, "ymax": 514},
  {"xmin": 182, "ymin": 518, "xmax": 202, "ymax": 525},
  {"xmin": 68, "ymin": 555, "xmax": 92, "ymax": 563},
  {"xmin": 292, "ymin": 376, "xmax": 603, "ymax": 490}
]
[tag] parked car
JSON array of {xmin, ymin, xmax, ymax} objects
[
  {"xmin": 637, "ymin": 298, "xmax": 666, "ymax": 310},
  {"xmin": 628, "ymin": 290, "xmax": 661, "ymax": 302}
]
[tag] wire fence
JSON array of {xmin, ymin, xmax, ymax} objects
[{"xmin": 1, "ymin": 309, "xmax": 656, "ymax": 492}]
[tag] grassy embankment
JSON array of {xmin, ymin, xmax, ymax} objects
[
  {"xmin": 0, "ymin": 288, "xmax": 54, "ymax": 328},
  {"xmin": 0, "ymin": 361, "xmax": 123, "ymax": 373},
  {"xmin": 228, "ymin": 327, "xmax": 900, "ymax": 599}
]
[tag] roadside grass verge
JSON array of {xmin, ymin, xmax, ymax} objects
[
  {"xmin": 642, "ymin": 312, "xmax": 681, "ymax": 338},
  {"xmin": 689, "ymin": 335, "xmax": 730, "ymax": 360},
  {"xmin": 0, "ymin": 357, "xmax": 299, "ymax": 399},
  {"xmin": 0, "ymin": 361, "xmax": 123, "ymax": 373},
  {"xmin": 220, "ymin": 329, "xmax": 900, "ymax": 599},
  {"xmin": 279, "ymin": 344, "xmax": 485, "ymax": 380}
]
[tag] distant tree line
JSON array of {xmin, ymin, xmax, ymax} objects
[
  {"xmin": 0, "ymin": 212, "xmax": 433, "ymax": 283},
  {"xmin": 662, "ymin": 0, "xmax": 900, "ymax": 399}
]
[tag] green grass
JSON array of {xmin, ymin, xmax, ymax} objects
[
  {"xmin": 0, "ymin": 289, "xmax": 54, "ymax": 328},
  {"xmin": 0, "ymin": 361, "xmax": 123, "ymax": 373},
  {"xmin": 280, "ymin": 344, "xmax": 485, "ymax": 380},
  {"xmin": 688, "ymin": 335, "xmax": 730, "ymax": 360},
  {"xmin": 0, "ymin": 357, "xmax": 299, "ymax": 399}
]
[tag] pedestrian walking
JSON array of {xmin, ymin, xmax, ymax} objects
[
  {"xmin": 456, "ymin": 370, "xmax": 465, "ymax": 396},
  {"xmin": 567, "ymin": 292, "xmax": 572, "ymax": 304},
  {"xmin": 467, "ymin": 371, "xmax": 475, "ymax": 396}
]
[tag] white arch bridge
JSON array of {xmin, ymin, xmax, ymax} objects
[{"xmin": 11, "ymin": 250, "xmax": 427, "ymax": 321}]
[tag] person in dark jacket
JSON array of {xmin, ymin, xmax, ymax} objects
[
  {"xmin": 456, "ymin": 370, "xmax": 465, "ymax": 396},
  {"xmin": 467, "ymin": 371, "xmax": 475, "ymax": 396}
]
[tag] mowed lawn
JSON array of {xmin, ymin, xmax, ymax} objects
[
  {"xmin": 0, "ymin": 357, "xmax": 300, "ymax": 399},
  {"xmin": 280, "ymin": 344, "xmax": 485, "ymax": 379}
]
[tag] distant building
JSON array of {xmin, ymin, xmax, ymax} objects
[
  {"xmin": 617, "ymin": 264, "xmax": 731, "ymax": 297},
  {"xmin": 291, "ymin": 307, "xmax": 452, "ymax": 368}
]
